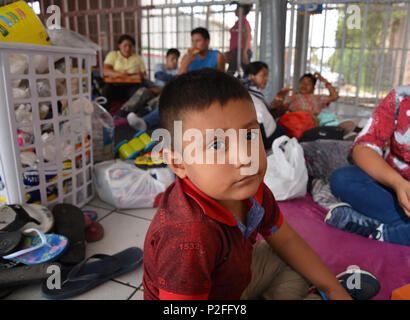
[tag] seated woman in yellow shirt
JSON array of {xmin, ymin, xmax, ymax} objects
[{"xmin": 101, "ymin": 34, "xmax": 147, "ymax": 111}]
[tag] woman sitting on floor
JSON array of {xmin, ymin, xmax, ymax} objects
[
  {"xmin": 101, "ymin": 34, "xmax": 147, "ymax": 111},
  {"xmin": 325, "ymin": 85, "xmax": 410, "ymax": 246},
  {"xmin": 239, "ymin": 61, "xmax": 287, "ymax": 149}
]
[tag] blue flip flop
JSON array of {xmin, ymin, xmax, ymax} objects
[
  {"xmin": 40, "ymin": 247, "xmax": 143, "ymax": 300},
  {"xmin": 2, "ymin": 228, "xmax": 68, "ymax": 265}
]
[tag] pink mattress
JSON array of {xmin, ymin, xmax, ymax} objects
[{"xmin": 277, "ymin": 194, "xmax": 410, "ymax": 300}]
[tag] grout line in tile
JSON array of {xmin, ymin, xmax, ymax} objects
[
  {"xmin": 84, "ymin": 202, "xmax": 115, "ymax": 211},
  {"xmin": 127, "ymin": 288, "xmax": 139, "ymax": 300},
  {"xmin": 114, "ymin": 210, "xmax": 153, "ymax": 222},
  {"xmin": 96, "ymin": 210, "xmax": 117, "ymax": 222},
  {"xmin": 111, "ymin": 278, "xmax": 140, "ymax": 289}
]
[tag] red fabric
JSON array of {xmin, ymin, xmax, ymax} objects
[
  {"xmin": 352, "ymin": 88, "xmax": 409, "ymax": 180},
  {"xmin": 284, "ymin": 94, "xmax": 328, "ymax": 114},
  {"xmin": 143, "ymin": 177, "xmax": 283, "ymax": 300},
  {"xmin": 159, "ymin": 289, "xmax": 208, "ymax": 300},
  {"xmin": 278, "ymin": 111, "xmax": 316, "ymax": 138}
]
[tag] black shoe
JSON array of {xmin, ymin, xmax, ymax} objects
[{"xmin": 336, "ymin": 267, "xmax": 381, "ymax": 300}]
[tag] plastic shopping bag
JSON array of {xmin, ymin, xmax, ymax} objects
[
  {"xmin": 263, "ymin": 136, "xmax": 308, "ymax": 201},
  {"xmin": 93, "ymin": 160, "xmax": 174, "ymax": 209}
]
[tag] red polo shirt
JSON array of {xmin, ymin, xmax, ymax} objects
[{"xmin": 143, "ymin": 177, "xmax": 284, "ymax": 300}]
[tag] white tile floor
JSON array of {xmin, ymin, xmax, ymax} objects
[{"xmin": 5, "ymin": 196, "xmax": 155, "ymax": 300}]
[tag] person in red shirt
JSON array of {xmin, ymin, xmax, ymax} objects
[
  {"xmin": 143, "ymin": 69, "xmax": 350, "ymax": 300},
  {"xmin": 326, "ymin": 85, "xmax": 410, "ymax": 246},
  {"xmin": 272, "ymin": 73, "xmax": 339, "ymax": 115}
]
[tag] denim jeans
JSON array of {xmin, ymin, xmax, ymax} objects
[
  {"xmin": 331, "ymin": 165, "xmax": 410, "ymax": 245},
  {"xmin": 142, "ymin": 107, "xmax": 160, "ymax": 128}
]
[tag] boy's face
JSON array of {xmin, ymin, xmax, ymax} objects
[
  {"xmin": 165, "ymin": 53, "xmax": 179, "ymax": 70},
  {"xmin": 191, "ymin": 33, "xmax": 210, "ymax": 54},
  {"xmin": 168, "ymin": 98, "xmax": 267, "ymax": 202}
]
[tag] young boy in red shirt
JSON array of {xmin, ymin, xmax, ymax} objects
[{"xmin": 143, "ymin": 69, "xmax": 350, "ymax": 300}]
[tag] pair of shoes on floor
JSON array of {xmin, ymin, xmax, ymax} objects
[
  {"xmin": 324, "ymin": 203, "xmax": 384, "ymax": 241},
  {"xmin": 0, "ymin": 204, "xmax": 68, "ymax": 266}
]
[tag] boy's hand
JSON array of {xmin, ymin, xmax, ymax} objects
[{"xmin": 324, "ymin": 286, "xmax": 353, "ymax": 300}]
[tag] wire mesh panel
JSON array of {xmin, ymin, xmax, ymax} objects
[{"xmin": 285, "ymin": 1, "xmax": 410, "ymax": 109}]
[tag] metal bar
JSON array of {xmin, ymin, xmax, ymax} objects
[
  {"xmin": 355, "ymin": 1, "xmax": 369, "ymax": 107},
  {"xmin": 191, "ymin": 6, "xmax": 193, "ymax": 31},
  {"xmin": 337, "ymin": 3, "xmax": 348, "ymax": 91},
  {"xmin": 59, "ymin": 1, "xmax": 248, "ymax": 17},
  {"xmin": 222, "ymin": 4, "xmax": 225, "ymax": 53},
  {"xmin": 147, "ymin": 7, "xmax": 151, "ymax": 78},
  {"xmin": 206, "ymin": 5, "xmax": 209, "ymax": 30},
  {"xmin": 74, "ymin": 0, "xmax": 79, "ymax": 33},
  {"xmin": 85, "ymin": 0, "xmax": 90, "ymax": 39},
  {"xmin": 398, "ymin": 2, "xmax": 410, "ymax": 85},
  {"xmin": 319, "ymin": 3, "xmax": 328, "ymax": 78},
  {"xmin": 237, "ymin": 5, "xmax": 243, "ymax": 73},
  {"xmin": 294, "ymin": 0, "xmax": 405, "ymax": 4},
  {"xmin": 121, "ymin": 0, "xmax": 126, "ymax": 35},
  {"xmin": 285, "ymin": 1, "xmax": 295, "ymax": 87},
  {"xmin": 63, "ymin": 0, "xmax": 70, "ymax": 29},
  {"xmin": 109, "ymin": 0, "xmax": 114, "ymax": 51},
  {"xmin": 375, "ymin": 2, "xmax": 391, "ymax": 106},
  {"xmin": 176, "ymin": 7, "xmax": 179, "ymax": 49},
  {"xmin": 97, "ymin": 0, "xmax": 102, "ymax": 75},
  {"xmin": 161, "ymin": 7, "xmax": 165, "ymax": 56},
  {"xmin": 252, "ymin": 0, "xmax": 259, "ymax": 61}
]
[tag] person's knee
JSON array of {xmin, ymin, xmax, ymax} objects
[{"xmin": 330, "ymin": 165, "xmax": 355, "ymax": 197}]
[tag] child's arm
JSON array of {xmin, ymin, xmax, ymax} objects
[
  {"xmin": 264, "ymin": 219, "xmax": 352, "ymax": 300},
  {"xmin": 314, "ymin": 72, "xmax": 339, "ymax": 105}
]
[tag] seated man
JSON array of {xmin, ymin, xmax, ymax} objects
[
  {"xmin": 178, "ymin": 27, "xmax": 225, "ymax": 75},
  {"xmin": 101, "ymin": 34, "xmax": 147, "ymax": 111},
  {"xmin": 127, "ymin": 48, "xmax": 181, "ymax": 131}
]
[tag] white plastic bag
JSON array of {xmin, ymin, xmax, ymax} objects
[
  {"xmin": 91, "ymin": 97, "xmax": 115, "ymax": 164},
  {"xmin": 93, "ymin": 160, "xmax": 174, "ymax": 209},
  {"xmin": 264, "ymin": 136, "xmax": 308, "ymax": 201}
]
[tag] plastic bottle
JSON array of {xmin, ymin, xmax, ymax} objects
[{"xmin": 91, "ymin": 97, "xmax": 115, "ymax": 163}]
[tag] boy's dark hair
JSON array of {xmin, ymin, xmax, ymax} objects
[
  {"xmin": 166, "ymin": 48, "xmax": 180, "ymax": 58},
  {"xmin": 244, "ymin": 61, "xmax": 269, "ymax": 76},
  {"xmin": 191, "ymin": 27, "xmax": 210, "ymax": 40},
  {"xmin": 159, "ymin": 69, "xmax": 252, "ymax": 143},
  {"xmin": 300, "ymin": 73, "xmax": 317, "ymax": 87},
  {"xmin": 118, "ymin": 34, "xmax": 136, "ymax": 47}
]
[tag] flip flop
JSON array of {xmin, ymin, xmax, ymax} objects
[
  {"xmin": 52, "ymin": 204, "xmax": 86, "ymax": 266},
  {"xmin": 84, "ymin": 214, "xmax": 92, "ymax": 228},
  {"xmin": 0, "ymin": 204, "xmax": 54, "ymax": 235},
  {"xmin": 0, "ymin": 205, "xmax": 40, "ymax": 232},
  {"xmin": 0, "ymin": 231, "xmax": 22, "ymax": 257},
  {"xmin": 83, "ymin": 210, "xmax": 98, "ymax": 222},
  {"xmin": 41, "ymin": 247, "xmax": 143, "ymax": 300},
  {"xmin": 85, "ymin": 222, "xmax": 104, "ymax": 243},
  {"xmin": 3, "ymin": 228, "xmax": 68, "ymax": 265},
  {"xmin": 0, "ymin": 258, "xmax": 20, "ymax": 270},
  {"xmin": 0, "ymin": 262, "xmax": 62, "ymax": 289}
]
